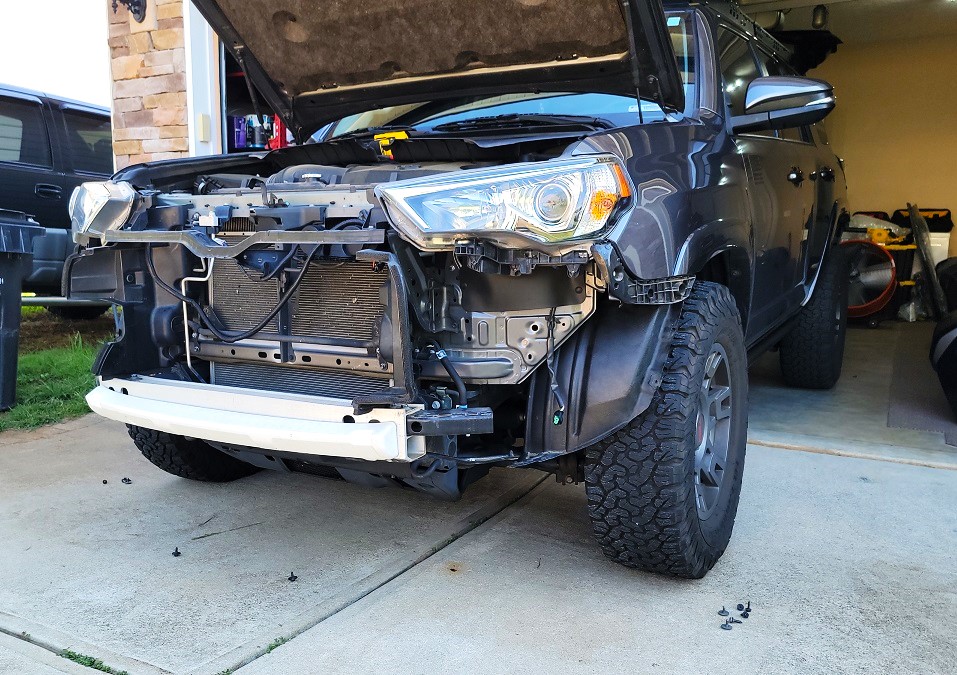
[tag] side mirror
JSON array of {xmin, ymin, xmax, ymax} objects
[{"xmin": 732, "ymin": 76, "xmax": 835, "ymax": 133}]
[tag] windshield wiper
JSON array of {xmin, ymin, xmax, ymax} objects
[{"xmin": 430, "ymin": 114, "xmax": 610, "ymax": 133}]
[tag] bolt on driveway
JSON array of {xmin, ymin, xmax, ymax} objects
[{"xmin": 0, "ymin": 417, "xmax": 543, "ymax": 674}]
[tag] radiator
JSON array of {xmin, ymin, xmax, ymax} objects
[
  {"xmin": 211, "ymin": 362, "xmax": 390, "ymax": 399},
  {"xmin": 291, "ymin": 259, "xmax": 387, "ymax": 341},
  {"xmin": 209, "ymin": 257, "xmax": 388, "ymax": 340},
  {"xmin": 206, "ymin": 257, "xmax": 392, "ymax": 399}
]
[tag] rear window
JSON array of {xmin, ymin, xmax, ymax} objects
[
  {"xmin": 63, "ymin": 110, "xmax": 113, "ymax": 174},
  {"xmin": 0, "ymin": 97, "xmax": 51, "ymax": 166}
]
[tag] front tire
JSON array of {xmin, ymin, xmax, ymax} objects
[
  {"xmin": 127, "ymin": 425, "xmax": 260, "ymax": 482},
  {"xmin": 584, "ymin": 282, "xmax": 748, "ymax": 578}
]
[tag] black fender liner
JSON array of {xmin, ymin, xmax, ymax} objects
[
  {"xmin": 520, "ymin": 301, "xmax": 679, "ymax": 465},
  {"xmin": 65, "ymin": 245, "xmax": 186, "ymax": 379}
]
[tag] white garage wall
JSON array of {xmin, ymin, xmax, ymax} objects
[{"xmin": 183, "ymin": 0, "xmax": 224, "ymax": 156}]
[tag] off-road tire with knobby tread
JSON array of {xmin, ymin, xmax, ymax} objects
[
  {"xmin": 584, "ymin": 281, "xmax": 748, "ymax": 578},
  {"xmin": 127, "ymin": 425, "xmax": 260, "ymax": 482},
  {"xmin": 778, "ymin": 245, "xmax": 848, "ymax": 389}
]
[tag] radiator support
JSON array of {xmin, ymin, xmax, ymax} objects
[{"xmin": 190, "ymin": 254, "xmax": 410, "ymax": 403}]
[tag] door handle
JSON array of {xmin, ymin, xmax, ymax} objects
[
  {"xmin": 810, "ymin": 167, "xmax": 835, "ymax": 183},
  {"xmin": 35, "ymin": 183, "xmax": 63, "ymax": 199},
  {"xmin": 787, "ymin": 167, "xmax": 804, "ymax": 186}
]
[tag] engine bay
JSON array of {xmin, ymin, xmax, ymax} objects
[
  {"xmin": 154, "ymin": 160, "xmax": 601, "ymax": 400},
  {"xmin": 73, "ymin": 151, "xmax": 607, "ymax": 443},
  {"xmin": 65, "ymin": 124, "xmax": 648, "ymax": 483}
]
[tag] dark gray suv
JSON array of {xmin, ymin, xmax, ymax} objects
[
  {"xmin": 66, "ymin": 0, "xmax": 848, "ymax": 578},
  {"xmin": 0, "ymin": 84, "xmax": 111, "ymax": 317}
]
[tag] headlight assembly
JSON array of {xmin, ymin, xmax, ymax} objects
[
  {"xmin": 376, "ymin": 155, "xmax": 631, "ymax": 251},
  {"xmin": 69, "ymin": 181, "xmax": 137, "ymax": 244}
]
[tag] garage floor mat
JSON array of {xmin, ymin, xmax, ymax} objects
[{"xmin": 887, "ymin": 322, "xmax": 957, "ymax": 445}]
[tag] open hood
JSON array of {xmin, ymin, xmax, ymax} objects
[{"xmin": 191, "ymin": 0, "xmax": 684, "ymax": 139}]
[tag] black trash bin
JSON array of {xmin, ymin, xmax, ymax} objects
[{"xmin": 0, "ymin": 209, "xmax": 45, "ymax": 411}]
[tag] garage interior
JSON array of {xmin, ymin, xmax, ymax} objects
[{"xmin": 735, "ymin": 0, "xmax": 957, "ymax": 464}]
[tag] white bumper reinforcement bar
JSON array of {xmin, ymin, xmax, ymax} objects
[{"xmin": 87, "ymin": 377, "xmax": 425, "ymax": 462}]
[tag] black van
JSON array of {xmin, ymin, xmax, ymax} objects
[{"xmin": 0, "ymin": 83, "xmax": 111, "ymax": 318}]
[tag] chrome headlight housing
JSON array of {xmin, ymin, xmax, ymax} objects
[
  {"xmin": 376, "ymin": 155, "xmax": 631, "ymax": 251},
  {"xmin": 69, "ymin": 181, "xmax": 137, "ymax": 244}
]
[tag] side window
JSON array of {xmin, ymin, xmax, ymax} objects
[
  {"xmin": 63, "ymin": 110, "xmax": 113, "ymax": 174},
  {"xmin": 667, "ymin": 14, "xmax": 695, "ymax": 103},
  {"xmin": 0, "ymin": 97, "xmax": 52, "ymax": 166},
  {"xmin": 715, "ymin": 28, "xmax": 760, "ymax": 117},
  {"xmin": 778, "ymin": 125, "xmax": 806, "ymax": 143}
]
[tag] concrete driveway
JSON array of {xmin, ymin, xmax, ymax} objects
[{"xmin": 1, "ymin": 327, "xmax": 955, "ymax": 674}]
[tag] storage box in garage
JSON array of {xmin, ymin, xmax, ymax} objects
[{"xmin": 928, "ymin": 232, "xmax": 951, "ymax": 267}]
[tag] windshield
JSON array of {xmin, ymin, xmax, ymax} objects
[{"xmin": 315, "ymin": 12, "xmax": 694, "ymax": 140}]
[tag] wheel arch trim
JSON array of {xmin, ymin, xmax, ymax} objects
[
  {"xmin": 676, "ymin": 224, "xmax": 752, "ymax": 332},
  {"xmin": 520, "ymin": 302, "xmax": 679, "ymax": 464}
]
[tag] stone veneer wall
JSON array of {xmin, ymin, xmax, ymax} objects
[{"xmin": 107, "ymin": 0, "xmax": 188, "ymax": 169}]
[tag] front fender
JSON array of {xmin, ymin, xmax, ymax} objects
[{"xmin": 521, "ymin": 302, "xmax": 678, "ymax": 464}]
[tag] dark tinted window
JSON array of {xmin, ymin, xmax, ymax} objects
[
  {"xmin": 762, "ymin": 55, "xmax": 791, "ymax": 77},
  {"xmin": 63, "ymin": 110, "xmax": 113, "ymax": 174},
  {"xmin": 716, "ymin": 29, "xmax": 760, "ymax": 117},
  {"xmin": 0, "ymin": 97, "xmax": 51, "ymax": 166}
]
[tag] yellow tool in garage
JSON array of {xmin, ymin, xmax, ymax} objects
[{"xmin": 867, "ymin": 227, "xmax": 906, "ymax": 245}]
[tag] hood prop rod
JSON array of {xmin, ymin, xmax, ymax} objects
[
  {"xmin": 619, "ymin": 0, "xmax": 646, "ymax": 123},
  {"xmin": 235, "ymin": 47, "xmax": 267, "ymax": 129}
]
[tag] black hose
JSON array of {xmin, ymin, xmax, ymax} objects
[
  {"xmin": 259, "ymin": 244, "xmax": 300, "ymax": 281},
  {"xmin": 235, "ymin": 48, "xmax": 267, "ymax": 129},
  {"xmin": 145, "ymin": 243, "xmax": 320, "ymax": 344},
  {"xmin": 427, "ymin": 342, "xmax": 468, "ymax": 409}
]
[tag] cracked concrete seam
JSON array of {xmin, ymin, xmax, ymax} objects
[{"xmin": 187, "ymin": 473, "xmax": 548, "ymax": 675}]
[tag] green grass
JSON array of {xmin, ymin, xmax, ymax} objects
[
  {"xmin": 265, "ymin": 637, "xmax": 289, "ymax": 654},
  {"xmin": 0, "ymin": 333, "xmax": 99, "ymax": 432},
  {"xmin": 59, "ymin": 650, "xmax": 130, "ymax": 675}
]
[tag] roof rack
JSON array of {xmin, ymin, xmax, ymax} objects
[{"xmin": 683, "ymin": 0, "xmax": 793, "ymax": 60}]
